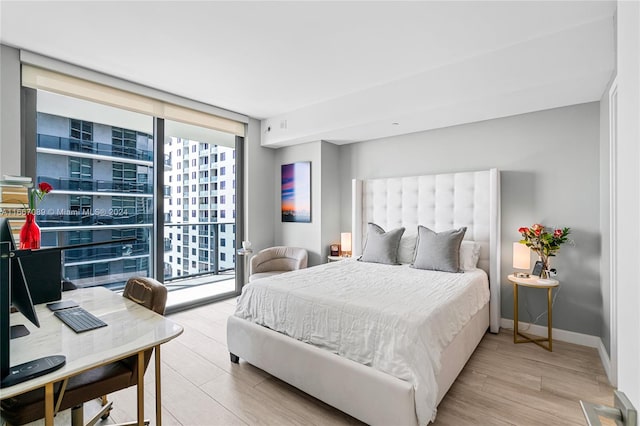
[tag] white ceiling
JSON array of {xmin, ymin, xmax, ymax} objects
[{"xmin": 0, "ymin": 1, "xmax": 616, "ymax": 147}]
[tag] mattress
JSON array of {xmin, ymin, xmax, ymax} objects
[{"xmin": 234, "ymin": 259, "xmax": 490, "ymax": 424}]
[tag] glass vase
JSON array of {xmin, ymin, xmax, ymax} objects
[
  {"xmin": 539, "ymin": 254, "xmax": 550, "ymax": 279},
  {"xmin": 20, "ymin": 212, "xmax": 41, "ymax": 249}
]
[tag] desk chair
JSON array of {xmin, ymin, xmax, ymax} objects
[{"xmin": 0, "ymin": 277, "xmax": 168, "ymax": 426}]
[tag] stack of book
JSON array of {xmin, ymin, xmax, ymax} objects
[{"xmin": 0, "ymin": 176, "xmax": 32, "ymax": 239}]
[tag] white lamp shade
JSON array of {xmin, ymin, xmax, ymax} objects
[
  {"xmin": 513, "ymin": 242, "xmax": 531, "ymax": 270},
  {"xmin": 340, "ymin": 232, "xmax": 352, "ymax": 253}
]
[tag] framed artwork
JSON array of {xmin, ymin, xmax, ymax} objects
[{"xmin": 281, "ymin": 162, "xmax": 311, "ymax": 223}]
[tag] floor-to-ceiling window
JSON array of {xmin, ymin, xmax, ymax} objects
[
  {"xmin": 22, "ymin": 63, "xmax": 246, "ymax": 309},
  {"xmin": 33, "ymin": 90, "xmax": 154, "ymax": 290}
]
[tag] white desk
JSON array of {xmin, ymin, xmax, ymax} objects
[{"xmin": 0, "ymin": 286, "xmax": 184, "ymax": 426}]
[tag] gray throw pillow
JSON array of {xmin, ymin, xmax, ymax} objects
[
  {"xmin": 411, "ymin": 226, "xmax": 467, "ymax": 272},
  {"xmin": 359, "ymin": 223, "xmax": 405, "ymax": 265}
]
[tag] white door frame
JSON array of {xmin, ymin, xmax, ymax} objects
[{"xmin": 608, "ymin": 78, "xmax": 618, "ymax": 386}]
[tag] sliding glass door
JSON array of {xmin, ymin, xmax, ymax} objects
[{"xmin": 161, "ymin": 120, "xmax": 239, "ymax": 308}]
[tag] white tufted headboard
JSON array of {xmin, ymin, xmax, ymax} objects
[{"xmin": 351, "ymin": 169, "xmax": 501, "ymax": 333}]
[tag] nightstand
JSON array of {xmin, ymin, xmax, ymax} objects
[
  {"xmin": 237, "ymin": 248, "xmax": 254, "ymax": 283},
  {"xmin": 327, "ymin": 255, "xmax": 348, "ymax": 263},
  {"xmin": 507, "ymin": 274, "xmax": 559, "ymax": 352}
]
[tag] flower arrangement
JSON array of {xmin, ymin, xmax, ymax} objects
[
  {"xmin": 28, "ymin": 181, "xmax": 53, "ymax": 213},
  {"xmin": 518, "ymin": 223, "xmax": 571, "ymax": 278}
]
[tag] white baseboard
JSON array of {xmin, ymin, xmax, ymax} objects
[
  {"xmin": 597, "ymin": 339, "xmax": 616, "ymax": 386},
  {"xmin": 500, "ymin": 318, "xmax": 613, "ymax": 385},
  {"xmin": 598, "ymin": 340, "xmax": 611, "ymax": 376}
]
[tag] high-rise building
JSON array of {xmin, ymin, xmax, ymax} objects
[
  {"xmin": 35, "ymin": 112, "xmax": 154, "ymax": 289},
  {"xmin": 162, "ymin": 137, "xmax": 236, "ymax": 281}
]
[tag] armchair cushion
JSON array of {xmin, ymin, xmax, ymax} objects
[{"xmin": 250, "ymin": 246, "xmax": 308, "ymax": 281}]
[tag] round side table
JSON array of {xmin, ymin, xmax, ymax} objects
[
  {"xmin": 237, "ymin": 248, "xmax": 253, "ymax": 283},
  {"xmin": 507, "ymin": 274, "xmax": 559, "ymax": 352}
]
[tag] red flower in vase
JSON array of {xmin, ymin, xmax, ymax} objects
[
  {"xmin": 20, "ymin": 181, "xmax": 53, "ymax": 249},
  {"xmin": 517, "ymin": 223, "xmax": 571, "ymax": 278},
  {"xmin": 20, "ymin": 213, "xmax": 41, "ymax": 249}
]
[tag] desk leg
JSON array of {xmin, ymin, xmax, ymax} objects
[
  {"xmin": 513, "ymin": 283, "xmax": 519, "ymax": 343},
  {"xmin": 137, "ymin": 350, "xmax": 145, "ymax": 426},
  {"xmin": 155, "ymin": 345, "xmax": 162, "ymax": 426},
  {"xmin": 44, "ymin": 382, "xmax": 54, "ymax": 426},
  {"xmin": 548, "ymin": 287, "xmax": 553, "ymax": 352}
]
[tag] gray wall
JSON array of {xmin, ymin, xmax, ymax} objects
[
  {"xmin": 0, "ymin": 44, "xmax": 21, "ymax": 176},
  {"xmin": 338, "ymin": 102, "xmax": 602, "ymax": 337},
  {"xmin": 245, "ymin": 117, "xmax": 276, "ymax": 255},
  {"xmin": 273, "ymin": 140, "xmax": 341, "ymax": 266},
  {"xmin": 320, "ymin": 142, "xmax": 341, "ymax": 260},
  {"xmin": 274, "ymin": 141, "xmax": 322, "ymax": 265}
]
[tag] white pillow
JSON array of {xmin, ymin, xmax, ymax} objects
[{"xmin": 459, "ymin": 241, "xmax": 481, "ymax": 271}]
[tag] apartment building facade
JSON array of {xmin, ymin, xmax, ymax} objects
[{"xmin": 163, "ymin": 136, "xmax": 236, "ymax": 280}]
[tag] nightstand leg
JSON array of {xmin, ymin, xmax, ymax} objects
[
  {"xmin": 548, "ymin": 287, "xmax": 553, "ymax": 352},
  {"xmin": 513, "ymin": 283, "xmax": 519, "ymax": 343}
]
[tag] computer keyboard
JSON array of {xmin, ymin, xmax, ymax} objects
[{"xmin": 54, "ymin": 306, "xmax": 107, "ymax": 333}]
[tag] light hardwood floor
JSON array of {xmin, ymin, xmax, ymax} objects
[{"xmin": 28, "ymin": 298, "xmax": 615, "ymax": 425}]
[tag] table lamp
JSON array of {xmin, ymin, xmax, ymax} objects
[
  {"xmin": 513, "ymin": 242, "xmax": 530, "ymax": 278},
  {"xmin": 340, "ymin": 232, "xmax": 352, "ymax": 257}
]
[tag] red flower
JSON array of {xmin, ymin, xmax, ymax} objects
[
  {"xmin": 534, "ymin": 229, "xmax": 541, "ymax": 236},
  {"xmin": 531, "ymin": 223, "xmax": 543, "ymax": 231},
  {"xmin": 28, "ymin": 181, "xmax": 54, "ymax": 211},
  {"xmin": 38, "ymin": 182, "xmax": 53, "ymax": 194},
  {"xmin": 553, "ymin": 229, "xmax": 563, "ymax": 238},
  {"xmin": 518, "ymin": 227, "xmax": 529, "ymax": 233}
]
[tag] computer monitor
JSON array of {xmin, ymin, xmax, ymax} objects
[
  {"xmin": 0, "ymin": 218, "xmax": 65, "ymax": 388},
  {"xmin": 0, "ymin": 218, "xmax": 39, "ymax": 329},
  {"xmin": 18, "ymin": 249, "xmax": 62, "ymax": 305}
]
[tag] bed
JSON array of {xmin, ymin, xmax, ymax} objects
[{"xmin": 227, "ymin": 169, "xmax": 501, "ymax": 425}]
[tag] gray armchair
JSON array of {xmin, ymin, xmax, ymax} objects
[{"xmin": 249, "ymin": 246, "xmax": 308, "ymax": 282}]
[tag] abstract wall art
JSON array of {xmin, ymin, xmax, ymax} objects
[{"xmin": 281, "ymin": 162, "xmax": 311, "ymax": 223}]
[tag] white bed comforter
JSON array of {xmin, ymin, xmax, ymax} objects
[{"xmin": 234, "ymin": 259, "xmax": 490, "ymax": 425}]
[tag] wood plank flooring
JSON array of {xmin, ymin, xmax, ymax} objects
[{"xmin": 12, "ymin": 298, "xmax": 614, "ymax": 425}]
